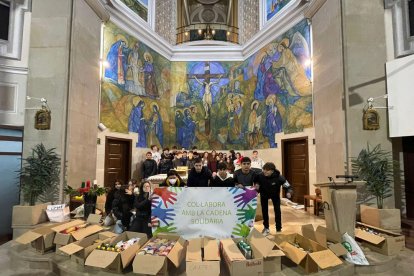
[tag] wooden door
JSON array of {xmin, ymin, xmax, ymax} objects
[
  {"xmin": 403, "ymin": 136, "xmax": 414, "ymax": 218},
  {"xmin": 104, "ymin": 137, "xmax": 132, "ymax": 187},
  {"xmin": 282, "ymin": 138, "xmax": 309, "ymax": 203}
]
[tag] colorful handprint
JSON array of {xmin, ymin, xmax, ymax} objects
[
  {"xmin": 237, "ymin": 204, "xmax": 256, "ymax": 224},
  {"xmin": 152, "ymin": 187, "xmax": 177, "ymax": 208},
  {"xmin": 153, "ymin": 223, "xmax": 177, "ymax": 236},
  {"xmin": 232, "ymin": 223, "xmax": 251, "ymax": 237},
  {"xmin": 234, "ymin": 188, "xmax": 257, "ymax": 208},
  {"xmin": 151, "ymin": 201, "xmax": 176, "ymax": 225}
]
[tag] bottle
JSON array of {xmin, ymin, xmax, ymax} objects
[
  {"xmin": 86, "ymin": 180, "xmax": 91, "ymax": 188},
  {"xmin": 81, "ymin": 181, "xmax": 85, "ymax": 188}
]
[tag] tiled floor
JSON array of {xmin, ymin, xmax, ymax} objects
[{"xmin": 0, "ymin": 205, "xmax": 413, "ymax": 275}]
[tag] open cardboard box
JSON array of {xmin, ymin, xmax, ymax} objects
[
  {"xmin": 85, "ymin": 231, "xmax": 148, "ymax": 273},
  {"xmin": 220, "ymin": 238, "xmax": 263, "ymax": 276},
  {"xmin": 12, "ymin": 203, "xmax": 50, "ymax": 226},
  {"xmin": 274, "ymin": 233, "xmax": 342, "ymax": 274},
  {"xmin": 186, "ymin": 237, "xmax": 220, "ymax": 276},
  {"xmin": 15, "ymin": 222, "xmax": 65, "ymax": 254},
  {"xmin": 57, "ymin": 231, "xmax": 118, "ymax": 265},
  {"xmin": 355, "ymin": 222, "xmax": 405, "ymax": 256},
  {"xmin": 248, "ymin": 228, "xmax": 285, "ymax": 275},
  {"xmin": 301, "ymin": 224, "xmax": 348, "ymax": 257},
  {"xmin": 52, "ymin": 216, "xmax": 103, "ymax": 247},
  {"xmin": 132, "ymin": 233, "xmax": 186, "ymax": 276}
]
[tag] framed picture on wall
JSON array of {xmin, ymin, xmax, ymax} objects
[
  {"xmin": 260, "ymin": 0, "xmax": 300, "ymax": 28},
  {"xmin": 110, "ymin": 0, "xmax": 155, "ymax": 29}
]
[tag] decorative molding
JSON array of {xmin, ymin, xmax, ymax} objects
[
  {"xmin": 0, "ymin": 64, "xmax": 28, "ymax": 75},
  {"xmin": 385, "ymin": 0, "xmax": 414, "ymax": 57},
  {"xmin": 0, "ymin": 0, "xmax": 31, "ymax": 60},
  {"xmin": 84, "ymin": 0, "xmax": 110, "ymax": 22},
  {"xmin": 0, "ymin": 81, "xmax": 18, "ymax": 114},
  {"xmin": 102, "ymin": 0, "xmax": 312, "ymax": 61},
  {"xmin": 304, "ymin": 0, "xmax": 327, "ymax": 18}
]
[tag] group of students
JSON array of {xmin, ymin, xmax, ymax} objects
[{"xmin": 105, "ymin": 150, "xmax": 293, "ymax": 237}]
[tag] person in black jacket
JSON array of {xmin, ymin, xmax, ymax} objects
[
  {"xmin": 142, "ymin": 152, "xmax": 158, "ymax": 179},
  {"xmin": 112, "ymin": 183, "xmax": 134, "ymax": 229},
  {"xmin": 187, "ymin": 158, "xmax": 213, "ymax": 187},
  {"xmin": 104, "ymin": 179, "xmax": 122, "ymax": 215},
  {"xmin": 159, "ymin": 148, "xmax": 173, "ymax": 173},
  {"xmin": 254, "ymin": 162, "xmax": 288, "ymax": 235},
  {"xmin": 210, "ymin": 162, "xmax": 235, "ymax": 187},
  {"xmin": 233, "ymin": 157, "xmax": 256, "ymax": 188},
  {"xmin": 130, "ymin": 181, "xmax": 153, "ymax": 238}
]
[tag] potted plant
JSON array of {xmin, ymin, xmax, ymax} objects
[
  {"xmin": 12, "ymin": 143, "xmax": 61, "ymax": 226},
  {"xmin": 64, "ymin": 184, "xmax": 106, "ymax": 219},
  {"xmin": 351, "ymin": 144, "xmax": 401, "ymax": 230}
]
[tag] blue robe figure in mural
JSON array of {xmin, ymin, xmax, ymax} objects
[
  {"xmin": 254, "ymin": 51, "xmax": 282, "ymax": 101},
  {"xmin": 175, "ymin": 110, "xmax": 185, "ymax": 147},
  {"xmin": 182, "ymin": 109, "xmax": 196, "ymax": 149},
  {"xmin": 263, "ymin": 102, "xmax": 282, "ymax": 148},
  {"xmin": 105, "ymin": 40, "xmax": 129, "ymax": 86},
  {"xmin": 147, "ymin": 104, "xmax": 164, "ymax": 147},
  {"xmin": 128, "ymin": 100, "xmax": 147, "ymax": 148},
  {"xmin": 143, "ymin": 52, "xmax": 159, "ymax": 98}
]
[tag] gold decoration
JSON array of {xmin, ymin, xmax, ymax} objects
[
  {"xmin": 35, "ymin": 106, "xmax": 51, "ymax": 130},
  {"xmin": 363, "ymin": 107, "xmax": 379, "ymax": 130}
]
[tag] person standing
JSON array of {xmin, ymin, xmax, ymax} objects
[
  {"xmin": 186, "ymin": 151, "xmax": 196, "ymax": 169},
  {"xmin": 187, "ymin": 158, "xmax": 213, "ymax": 187},
  {"xmin": 233, "ymin": 157, "xmax": 256, "ymax": 188},
  {"xmin": 151, "ymin": 145, "xmax": 161, "ymax": 165},
  {"xmin": 210, "ymin": 162, "xmax": 235, "ymax": 187},
  {"xmin": 130, "ymin": 181, "xmax": 153, "ymax": 238},
  {"xmin": 254, "ymin": 162, "xmax": 287, "ymax": 235},
  {"xmin": 251, "ymin": 150, "xmax": 264, "ymax": 172},
  {"xmin": 142, "ymin": 152, "xmax": 158, "ymax": 179}
]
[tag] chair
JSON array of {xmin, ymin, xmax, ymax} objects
[{"xmin": 304, "ymin": 188, "xmax": 323, "ymax": 216}]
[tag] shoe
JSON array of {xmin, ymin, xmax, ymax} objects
[
  {"xmin": 262, "ymin": 228, "xmax": 270, "ymax": 235},
  {"xmin": 276, "ymin": 228, "xmax": 282, "ymax": 233}
]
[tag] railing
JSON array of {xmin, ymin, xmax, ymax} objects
[{"xmin": 176, "ymin": 23, "xmax": 239, "ymax": 45}]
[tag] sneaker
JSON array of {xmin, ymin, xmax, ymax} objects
[
  {"xmin": 262, "ymin": 228, "xmax": 270, "ymax": 235},
  {"xmin": 276, "ymin": 228, "xmax": 282, "ymax": 233}
]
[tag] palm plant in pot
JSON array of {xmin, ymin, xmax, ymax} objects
[
  {"xmin": 351, "ymin": 144, "xmax": 400, "ymax": 229},
  {"xmin": 13, "ymin": 143, "xmax": 61, "ymax": 225}
]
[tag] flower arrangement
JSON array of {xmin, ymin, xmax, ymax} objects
[{"xmin": 64, "ymin": 180, "xmax": 106, "ymax": 198}]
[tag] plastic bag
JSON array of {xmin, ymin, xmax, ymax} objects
[
  {"xmin": 46, "ymin": 204, "xmax": 70, "ymax": 222},
  {"xmin": 342, "ymin": 232, "xmax": 369, "ymax": 265},
  {"xmin": 104, "ymin": 213, "xmax": 115, "ymax": 226},
  {"xmin": 114, "ymin": 220, "xmax": 125, "ymax": 234}
]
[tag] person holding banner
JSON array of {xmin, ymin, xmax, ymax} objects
[
  {"xmin": 130, "ymin": 180, "xmax": 153, "ymax": 238},
  {"xmin": 187, "ymin": 158, "xmax": 213, "ymax": 187},
  {"xmin": 159, "ymin": 169, "xmax": 186, "ymax": 187},
  {"xmin": 254, "ymin": 162, "xmax": 287, "ymax": 235},
  {"xmin": 210, "ymin": 162, "xmax": 235, "ymax": 187},
  {"xmin": 233, "ymin": 157, "xmax": 256, "ymax": 188}
]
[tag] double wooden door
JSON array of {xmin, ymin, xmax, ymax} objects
[{"xmin": 104, "ymin": 137, "xmax": 131, "ymax": 187}]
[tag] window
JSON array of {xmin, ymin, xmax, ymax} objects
[
  {"xmin": 409, "ymin": 0, "xmax": 414, "ymax": 36},
  {"xmin": 0, "ymin": 1, "xmax": 10, "ymax": 41}
]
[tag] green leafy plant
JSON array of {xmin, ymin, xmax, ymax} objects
[
  {"xmin": 63, "ymin": 185, "xmax": 106, "ymax": 197},
  {"xmin": 18, "ymin": 144, "xmax": 61, "ymax": 206},
  {"xmin": 351, "ymin": 144, "xmax": 396, "ymax": 209}
]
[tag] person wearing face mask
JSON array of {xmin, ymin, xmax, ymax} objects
[
  {"xmin": 254, "ymin": 162, "xmax": 287, "ymax": 235},
  {"xmin": 130, "ymin": 181, "xmax": 153, "ymax": 237},
  {"xmin": 159, "ymin": 170, "xmax": 186, "ymax": 187},
  {"xmin": 112, "ymin": 180, "xmax": 135, "ymax": 231},
  {"xmin": 210, "ymin": 162, "xmax": 235, "ymax": 187},
  {"xmin": 104, "ymin": 179, "xmax": 122, "ymax": 216}
]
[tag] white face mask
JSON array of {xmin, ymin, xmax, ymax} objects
[
  {"xmin": 133, "ymin": 187, "xmax": 139, "ymax": 195},
  {"xmin": 115, "ymin": 184, "xmax": 121, "ymax": 189},
  {"xmin": 168, "ymin": 178, "xmax": 177, "ymax": 185}
]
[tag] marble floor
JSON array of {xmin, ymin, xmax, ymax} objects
[{"xmin": 0, "ymin": 205, "xmax": 413, "ymax": 275}]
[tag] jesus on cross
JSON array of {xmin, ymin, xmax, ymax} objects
[{"xmin": 193, "ymin": 74, "xmax": 223, "ymax": 119}]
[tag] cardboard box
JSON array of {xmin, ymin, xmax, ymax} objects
[
  {"xmin": 186, "ymin": 238, "xmax": 220, "ymax": 276},
  {"xmin": 360, "ymin": 205, "xmax": 401, "ymax": 231},
  {"xmin": 220, "ymin": 238, "xmax": 263, "ymax": 276},
  {"xmin": 52, "ymin": 217, "xmax": 103, "ymax": 246},
  {"xmin": 15, "ymin": 222, "xmax": 64, "ymax": 254},
  {"xmin": 57, "ymin": 231, "xmax": 118, "ymax": 264},
  {"xmin": 274, "ymin": 233, "xmax": 342, "ymax": 274},
  {"xmin": 355, "ymin": 222, "xmax": 405, "ymax": 256},
  {"xmin": 85, "ymin": 231, "xmax": 148, "ymax": 273},
  {"xmin": 132, "ymin": 233, "xmax": 186, "ymax": 276},
  {"xmin": 301, "ymin": 224, "xmax": 348, "ymax": 257},
  {"xmin": 12, "ymin": 203, "xmax": 50, "ymax": 226}
]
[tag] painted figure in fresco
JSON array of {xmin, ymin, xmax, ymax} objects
[
  {"xmin": 143, "ymin": 52, "xmax": 159, "ymax": 98},
  {"xmin": 227, "ymin": 103, "xmax": 241, "ymax": 143},
  {"xmin": 175, "ymin": 110, "xmax": 185, "ymax": 147},
  {"xmin": 248, "ymin": 101, "xmax": 260, "ymax": 148},
  {"xmin": 105, "ymin": 40, "xmax": 128, "ymax": 85},
  {"xmin": 128, "ymin": 100, "xmax": 147, "ymax": 148},
  {"xmin": 125, "ymin": 42, "xmax": 145, "ymax": 95},
  {"xmin": 263, "ymin": 96, "xmax": 282, "ymax": 148},
  {"xmin": 193, "ymin": 75, "xmax": 223, "ymax": 119},
  {"xmin": 147, "ymin": 103, "xmax": 163, "ymax": 147},
  {"xmin": 182, "ymin": 109, "xmax": 196, "ymax": 149}
]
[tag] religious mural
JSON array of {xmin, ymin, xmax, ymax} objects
[
  {"xmin": 266, "ymin": 0, "xmax": 293, "ymax": 21},
  {"xmin": 100, "ymin": 22, "xmax": 171, "ymax": 148},
  {"xmin": 101, "ymin": 19, "xmax": 311, "ymax": 150},
  {"xmin": 120, "ymin": 0, "xmax": 148, "ymax": 22}
]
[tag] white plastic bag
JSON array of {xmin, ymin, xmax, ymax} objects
[
  {"xmin": 114, "ymin": 220, "xmax": 125, "ymax": 234},
  {"xmin": 342, "ymin": 232, "xmax": 370, "ymax": 265},
  {"xmin": 104, "ymin": 213, "xmax": 115, "ymax": 226},
  {"xmin": 46, "ymin": 204, "xmax": 70, "ymax": 222}
]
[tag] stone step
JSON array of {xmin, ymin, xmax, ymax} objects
[{"xmin": 354, "ymin": 247, "xmax": 399, "ymax": 275}]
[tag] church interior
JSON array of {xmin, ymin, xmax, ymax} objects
[{"xmin": 1, "ymin": 0, "xmax": 414, "ymax": 275}]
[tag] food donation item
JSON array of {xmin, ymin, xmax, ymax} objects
[
  {"xmin": 60, "ymin": 223, "xmax": 89, "ymax": 234},
  {"xmin": 96, "ymin": 237, "xmax": 141, "ymax": 252},
  {"xmin": 137, "ymin": 238, "xmax": 176, "ymax": 256}
]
